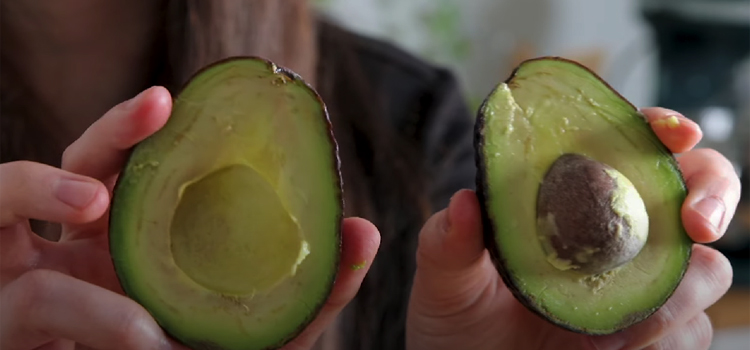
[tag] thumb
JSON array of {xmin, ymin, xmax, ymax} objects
[{"xmin": 413, "ymin": 189, "xmax": 488, "ymax": 300}]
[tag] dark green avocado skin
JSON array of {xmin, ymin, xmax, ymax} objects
[
  {"xmin": 107, "ymin": 56, "xmax": 344, "ymax": 350},
  {"xmin": 472, "ymin": 56, "xmax": 691, "ymax": 335}
]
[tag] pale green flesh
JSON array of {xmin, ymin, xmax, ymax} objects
[
  {"xmin": 481, "ymin": 59, "xmax": 691, "ymax": 332},
  {"xmin": 170, "ymin": 164, "xmax": 308, "ymax": 295},
  {"xmin": 110, "ymin": 59, "xmax": 340, "ymax": 349}
]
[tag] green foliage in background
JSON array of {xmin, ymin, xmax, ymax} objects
[
  {"xmin": 419, "ymin": 0, "xmax": 471, "ymax": 62},
  {"xmin": 314, "ymin": 0, "xmax": 480, "ymax": 110}
]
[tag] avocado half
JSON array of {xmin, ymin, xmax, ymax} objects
[
  {"xmin": 109, "ymin": 57, "xmax": 342, "ymax": 350},
  {"xmin": 474, "ymin": 57, "xmax": 692, "ymax": 334}
]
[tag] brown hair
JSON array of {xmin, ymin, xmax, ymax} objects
[
  {"xmin": 1, "ymin": 1, "xmax": 430, "ymax": 349},
  {"xmin": 162, "ymin": 0, "xmax": 318, "ymax": 87},
  {"xmin": 163, "ymin": 10, "xmax": 431, "ymax": 350}
]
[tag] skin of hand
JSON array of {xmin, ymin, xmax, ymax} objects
[
  {"xmin": 0, "ymin": 86, "xmax": 381, "ymax": 350},
  {"xmin": 406, "ymin": 107, "xmax": 741, "ymax": 350}
]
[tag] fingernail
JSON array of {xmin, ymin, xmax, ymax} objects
[
  {"xmin": 693, "ymin": 196, "xmax": 726, "ymax": 232},
  {"xmin": 54, "ymin": 178, "xmax": 99, "ymax": 209},
  {"xmin": 590, "ymin": 335, "xmax": 626, "ymax": 350}
]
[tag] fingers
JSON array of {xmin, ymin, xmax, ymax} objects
[
  {"xmin": 641, "ymin": 107, "xmax": 739, "ymax": 242},
  {"xmin": 415, "ymin": 189, "xmax": 485, "ymax": 274},
  {"xmin": 0, "ymin": 161, "xmax": 109, "ymax": 228},
  {"xmin": 282, "ymin": 217, "xmax": 381, "ymax": 350},
  {"xmin": 590, "ymin": 245, "xmax": 731, "ymax": 350},
  {"xmin": 678, "ymin": 149, "xmax": 742, "ymax": 243},
  {"xmin": 411, "ymin": 189, "xmax": 492, "ymax": 316},
  {"xmin": 61, "ymin": 86, "xmax": 172, "ymax": 183},
  {"xmin": 643, "ymin": 313, "xmax": 713, "ymax": 350},
  {"xmin": 1, "ymin": 269, "xmax": 187, "ymax": 350},
  {"xmin": 640, "ymin": 107, "xmax": 702, "ymax": 154}
]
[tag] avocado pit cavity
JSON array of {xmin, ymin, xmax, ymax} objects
[
  {"xmin": 170, "ymin": 164, "xmax": 309, "ymax": 296},
  {"xmin": 536, "ymin": 153, "xmax": 649, "ymax": 275}
]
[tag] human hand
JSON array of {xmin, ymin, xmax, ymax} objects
[
  {"xmin": 406, "ymin": 107, "xmax": 740, "ymax": 350},
  {"xmin": 0, "ymin": 86, "xmax": 381, "ymax": 350}
]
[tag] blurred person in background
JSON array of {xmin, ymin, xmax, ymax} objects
[{"xmin": 0, "ymin": 1, "xmax": 741, "ymax": 350}]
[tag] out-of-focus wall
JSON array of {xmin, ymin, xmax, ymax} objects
[{"xmin": 314, "ymin": 0, "xmax": 658, "ymax": 110}]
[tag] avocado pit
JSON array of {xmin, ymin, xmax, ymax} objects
[{"xmin": 536, "ymin": 153, "xmax": 649, "ymax": 275}]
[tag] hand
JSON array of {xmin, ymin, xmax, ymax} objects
[
  {"xmin": 406, "ymin": 107, "xmax": 741, "ymax": 350},
  {"xmin": 0, "ymin": 87, "xmax": 381, "ymax": 350}
]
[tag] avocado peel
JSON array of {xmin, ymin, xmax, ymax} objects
[
  {"xmin": 474, "ymin": 57, "xmax": 692, "ymax": 335},
  {"xmin": 109, "ymin": 57, "xmax": 343, "ymax": 350}
]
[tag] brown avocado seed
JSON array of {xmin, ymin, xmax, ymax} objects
[{"xmin": 536, "ymin": 153, "xmax": 649, "ymax": 275}]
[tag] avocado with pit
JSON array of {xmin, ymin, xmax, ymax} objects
[
  {"xmin": 474, "ymin": 57, "xmax": 692, "ymax": 334},
  {"xmin": 109, "ymin": 57, "xmax": 342, "ymax": 350}
]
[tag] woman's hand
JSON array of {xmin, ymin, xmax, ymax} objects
[
  {"xmin": 0, "ymin": 87, "xmax": 381, "ymax": 350},
  {"xmin": 406, "ymin": 107, "xmax": 741, "ymax": 350}
]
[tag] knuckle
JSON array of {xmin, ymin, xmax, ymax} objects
[
  {"xmin": 649, "ymin": 307, "xmax": 674, "ymax": 339},
  {"xmin": 643, "ymin": 313, "xmax": 713, "ymax": 350},
  {"xmin": 696, "ymin": 313, "xmax": 713, "ymax": 350},
  {"xmin": 14, "ymin": 270, "xmax": 57, "ymax": 319},
  {"xmin": 715, "ymin": 175, "xmax": 741, "ymax": 206},
  {"xmin": 694, "ymin": 148, "xmax": 731, "ymax": 167},
  {"xmin": 688, "ymin": 148, "xmax": 734, "ymax": 177},
  {"xmin": 0, "ymin": 161, "xmax": 35, "ymax": 182},
  {"xmin": 701, "ymin": 249, "xmax": 733, "ymax": 295},
  {"xmin": 113, "ymin": 307, "xmax": 154, "ymax": 348},
  {"xmin": 0, "ymin": 160, "xmax": 51, "ymax": 211},
  {"xmin": 701, "ymin": 148, "xmax": 738, "ymax": 177},
  {"xmin": 18, "ymin": 270, "xmax": 54, "ymax": 300},
  {"xmin": 643, "ymin": 342, "xmax": 664, "ymax": 350},
  {"xmin": 640, "ymin": 298, "xmax": 679, "ymax": 345},
  {"xmin": 695, "ymin": 148, "xmax": 724, "ymax": 160}
]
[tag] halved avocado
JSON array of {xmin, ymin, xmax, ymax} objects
[
  {"xmin": 109, "ymin": 57, "xmax": 342, "ymax": 350},
  {"xmin": 474, "ymin": 57, "xmax": 692, "ymax": 334}
]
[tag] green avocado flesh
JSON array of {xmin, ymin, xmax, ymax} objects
[
  {"xmin": 474, "ymin": 57, "xmax": 692, "ymax": 334},
  {"xmin": 109, "ymin": 57, "xmax": 342, "ymax": 350}
]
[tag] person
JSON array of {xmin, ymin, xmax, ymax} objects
[{"xmin": 0, "ymin": 1, "xmax": 740, "ymax": 350}]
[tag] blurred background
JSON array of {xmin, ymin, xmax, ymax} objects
[{"xmin": 315, "ymin": 0, "xmax": 749, "ymax": 348}]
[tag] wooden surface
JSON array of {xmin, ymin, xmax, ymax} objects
[{"xmin": 707, "ymin": 288, "xmax": 750, "ymax": 330}]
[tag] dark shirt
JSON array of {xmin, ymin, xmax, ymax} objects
[{"xmin": 315, "ymin": 21, "xmax": 477, "ymax": 350}]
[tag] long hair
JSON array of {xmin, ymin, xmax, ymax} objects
[
  {"xmin": 1, "ymin": 2, "xmax": 430, "ymax": 349},
  {"xmin": 161, "ymin": 6, "xmax": 430, "ymax": 350}
]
